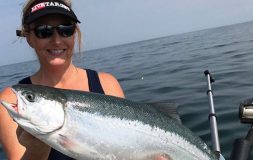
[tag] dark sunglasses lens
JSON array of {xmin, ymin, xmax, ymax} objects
[
  {"xmin": 34, "ymin": 25, "xmax": 53, "ymax": 38},
  {"xmin": 58, "ymin": 24, "xmax": 76, "ymax": 37}
]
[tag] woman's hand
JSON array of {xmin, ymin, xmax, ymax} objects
[{"xmin": 17, "ymin": 127, "xmax": 51, "ymax": 160}]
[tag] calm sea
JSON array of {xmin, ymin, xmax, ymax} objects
[{"xmin": 1, "ymin": 21, "xmax": 253, "ymax": 159}]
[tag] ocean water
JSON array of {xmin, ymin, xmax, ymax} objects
[{"xmin": 1, "ymin": 21, "xmax": 253, "ymax": 159}]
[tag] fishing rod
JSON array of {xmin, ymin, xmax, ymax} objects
[
  {"xmin": 204, "ymin": 70, "xmax": 253, "ymax": 159},
  {"xmin": 204, "ymin": 70, "xmax": 221, "ymax": 159}
]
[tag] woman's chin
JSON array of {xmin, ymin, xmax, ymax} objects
[{"xmin": 48, "ymin": 58, "xmax": 68, "ymax": 66}]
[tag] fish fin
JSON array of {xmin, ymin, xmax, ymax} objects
[
  {"xmin": 57, "ymin": 134, "xmax": 75, "ymax": 149},
  {"xmin": 149, "ymin": 102, "xmax": 182, "ymax": 124},
  {"xmin": 153, "ymin": 153, "xmax": 172, "ymax": 160},
  {"xmin": 135, "ymin": 153, "xmax": 172, "ymax": 160}
]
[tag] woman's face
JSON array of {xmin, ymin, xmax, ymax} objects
[{"xmin": 27, "ymin": 15, "xmax": 76, "ymax": 67}]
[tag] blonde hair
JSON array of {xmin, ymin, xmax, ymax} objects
[{"xmin": 21, "ymin": 0, "xmax": 82, "ymax": 52}]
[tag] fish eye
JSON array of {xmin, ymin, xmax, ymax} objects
[{"xmin": 23, "ymin": 92, "xmax": 35, "ymax": 102}]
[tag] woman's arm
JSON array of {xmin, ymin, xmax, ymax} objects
[
  {"xmin": 98, "ymin": 72, "xmax": 125, "ymax": 98},
  {"xmin": 0, "ymin": 87, "xmax": 26, "ymax": 159}
]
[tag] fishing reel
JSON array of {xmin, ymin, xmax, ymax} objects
[
  {"xmin": 230, "ymin": 99, "xmax": 253, "ymax": 160},
  {"xmin": 239, "ymin": 98, "xmax": 253, "ymax": 124}
]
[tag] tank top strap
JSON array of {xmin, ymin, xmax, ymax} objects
[
  {"xmin": 18, "ymin": 76, "xmax": 32, "ymax": 84},
  {"xmin": 86, "ymin": 69, "xmax": 105, "ymax": 94}
]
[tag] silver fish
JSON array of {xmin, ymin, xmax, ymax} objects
[{"xmin": 1, "ymin": 84, "xmax": 217, "ymax": 160}]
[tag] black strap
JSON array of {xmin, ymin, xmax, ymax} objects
[
  {"xmin": 18, "ymin": 76, "xmax": 32, "ymax": 84},
  {"xmin": 86, "ymin": 69, "xmax": 105, "ymax": 94}
]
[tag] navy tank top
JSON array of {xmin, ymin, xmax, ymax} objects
[{"xmin": 18, "ymin": 69, "xmax": 105, "ymax": 160}]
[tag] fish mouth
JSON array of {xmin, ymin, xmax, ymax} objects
[
  {"xmin": 1, "ymin": 88, "xmax": 19, "ymax": 115},
  {"xmin": 0, "ymin": 100, "xmax": 18, "ymax": 115}
]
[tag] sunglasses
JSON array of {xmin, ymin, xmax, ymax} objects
[{"xmin": 30, "ymin": 24, "xmax": 76, "ymax": 39}]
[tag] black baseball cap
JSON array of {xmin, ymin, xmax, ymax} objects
[{"xmin": 22, "ymin": 0, "xmax": 80, "ymax": 25}]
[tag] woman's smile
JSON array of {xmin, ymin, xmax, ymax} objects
[{"xmin": 47, "ymin": 49, "xmax": 66, "ymax": 56}]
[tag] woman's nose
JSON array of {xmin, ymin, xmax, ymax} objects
[{"xmin": 50, "ymin": 30, "xmax": 62, "ymax": 44}]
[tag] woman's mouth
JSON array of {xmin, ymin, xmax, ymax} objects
[{"xmin": 47, "ymin": 49, "xmax": 66, "ymax": 56}]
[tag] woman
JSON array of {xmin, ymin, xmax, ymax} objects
[
  {"xmin": 0, "ymin": 0, "xmax": 169, "ymax": 160},
  {"xmin": 0, "ymin": 0, "xmax": 124, "ymax": 159}
]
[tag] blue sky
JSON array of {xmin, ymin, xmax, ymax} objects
[{"xmin": 1, "ymin": 0, "xmax": 253, "ymax": 66}]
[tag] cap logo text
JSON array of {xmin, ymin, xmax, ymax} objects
[{"xmin": 31, "ymin": 2, "xmax": 70, "ymax": 13}]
